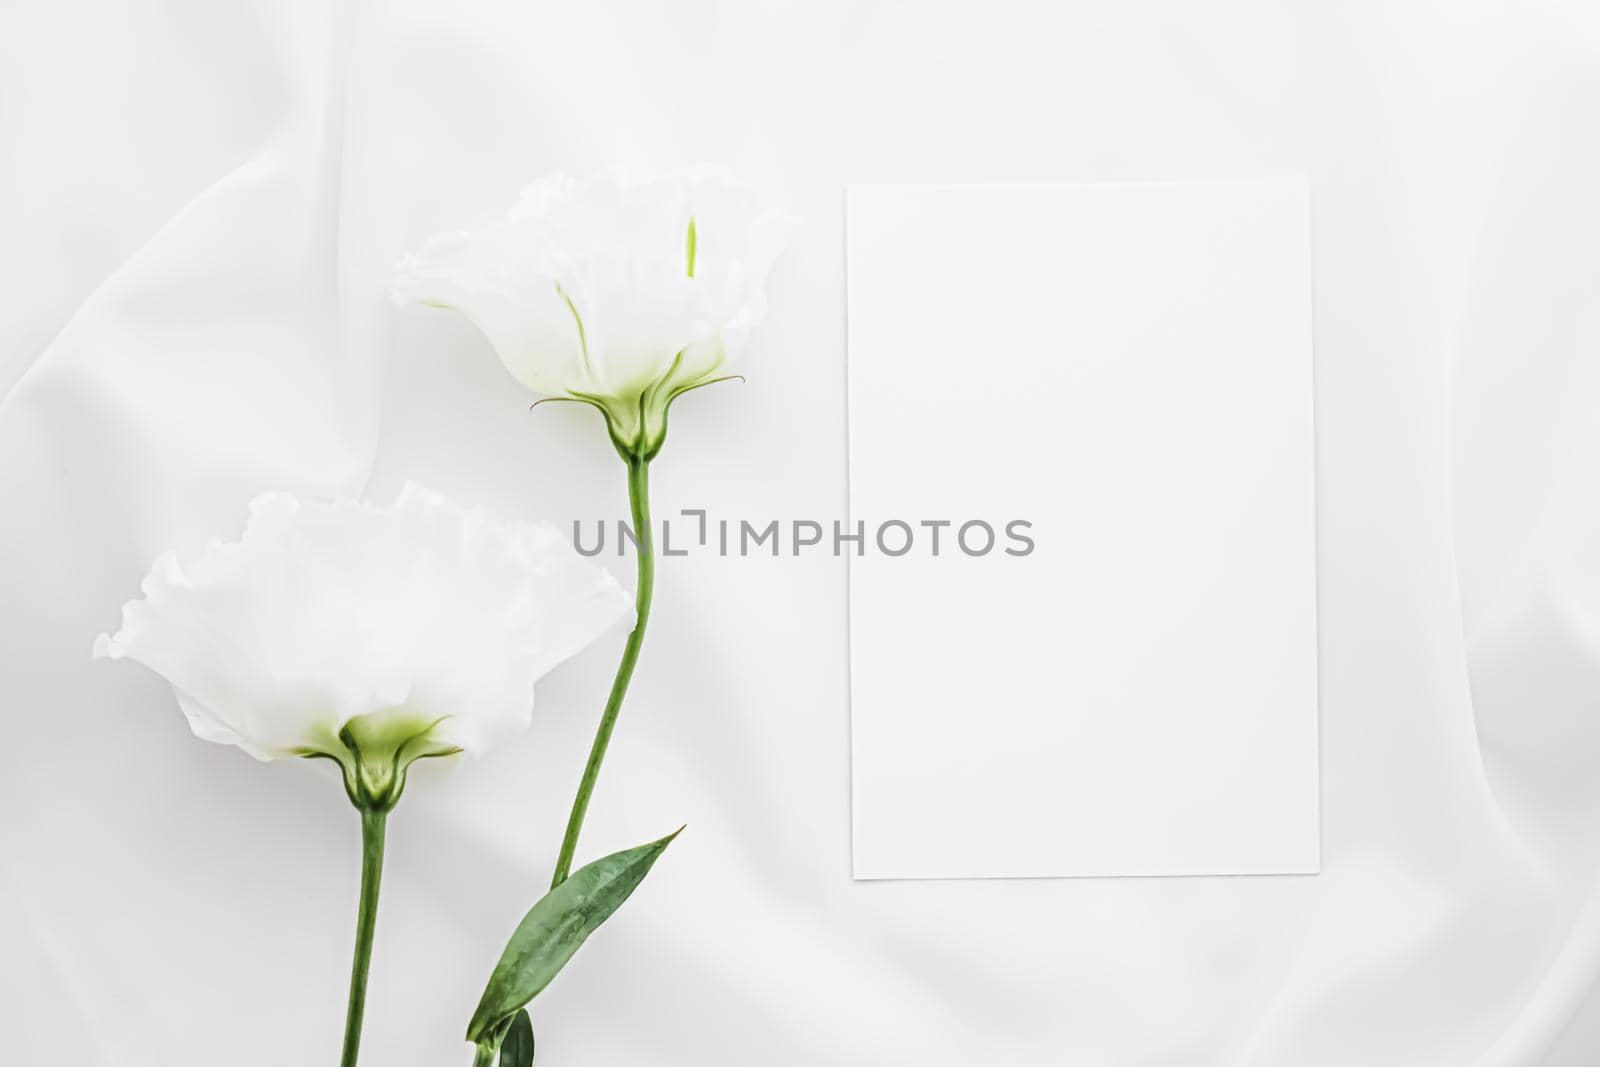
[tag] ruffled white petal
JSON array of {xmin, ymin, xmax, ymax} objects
[
  {"xmin": 95, "ymin": 484, "xmax": 633, "ymax": 762},
  {"xmin": 391, "ymin": 170, "xmax": 795, "ymax": 406}
]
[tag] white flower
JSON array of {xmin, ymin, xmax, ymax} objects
[
  {"xmin": 94, "ymin": 484, "xmax": 633, "ymax": 809},
  {"xmin": 391, "ymin": 169, "xmax": 793, "ymax": 458}
]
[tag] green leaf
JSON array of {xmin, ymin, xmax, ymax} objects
[
  {"xmin": 466, "ymin": 829, "xmax": 681, "ymax": 1041},
  {"xmin": 499, "ymin": 1010, "xmax": 534, "ymax": 1067}
]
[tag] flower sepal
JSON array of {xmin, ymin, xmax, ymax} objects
[
  {"xmin": 303, "ymin": 713, "xmax": 462, "ymax": 813},
  {"xmin": 564, "ymin": 369, "xmax": 745, "ymax": 464}
]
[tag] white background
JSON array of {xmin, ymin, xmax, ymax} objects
[{"xmin": 4, "ymin": 1, "xmax": 1600, "ymax": 1064}]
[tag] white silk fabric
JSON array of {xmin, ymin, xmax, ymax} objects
[{"xmin": 5, "ymin": 1, "xmax": 1600, "ymax": 1064}]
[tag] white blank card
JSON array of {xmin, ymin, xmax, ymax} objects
[{"xmin": 846, "ymin": 180, "xmax": 1318, "ymax": 880}]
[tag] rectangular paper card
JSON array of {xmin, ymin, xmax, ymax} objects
[{"xmin": 846, "ymin": 180, "xmax": 1318, "ymax": 880}]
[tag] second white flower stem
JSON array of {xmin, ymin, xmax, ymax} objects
[
  {"xmin": 551, "ymin": 455, "xmax": 654, "ymax": 887},
  {"xmin": 341, "ymin": 807, "xmax": 388, "ymax": 1067}
]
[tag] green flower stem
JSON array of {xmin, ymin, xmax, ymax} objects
[
  {"xmin": 472, "ymin": 1041, "xmax": 498, "ymax": 1067},
  {"xmin": 551, "ymin": 455, "xmax": 654, "ymax": 887},
  {"xmin": 340, "ymin": 807, "xmax": 388, "ymax": 1067}
]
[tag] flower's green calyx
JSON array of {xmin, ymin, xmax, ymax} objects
[
  {"xmin": 301, "ymin": 713, "xmax": 461, "ymax": 812},
  {"xmin": 556, "ymin": 368, "xmax": 744, "ymax": 463}
]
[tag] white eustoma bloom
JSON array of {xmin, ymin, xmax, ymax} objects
[
  {"xmin": 391, "ymin": 170, "xmax": 792, "ymax": 458},
  {"xmin": 94, "ymin": 484, "xmax": 632, "ymax": 809}
]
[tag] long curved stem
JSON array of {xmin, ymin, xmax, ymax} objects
[
  {"xmin": 341, "ymin": 807, "xmax": 388, "ymax": 1067},
  {"xmin": 551, "ymin": 456, "xmax": 654, "ymax": 887}
]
